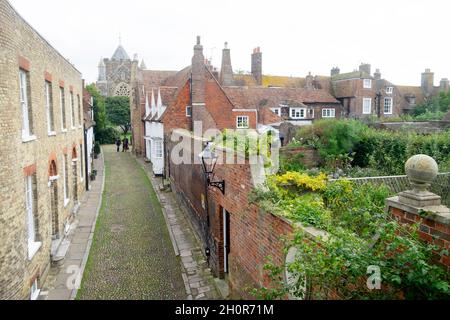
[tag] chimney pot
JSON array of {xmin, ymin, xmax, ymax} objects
[{"xmin": 197, "ymin": 36, "xmax": 201, "ymax": 45}]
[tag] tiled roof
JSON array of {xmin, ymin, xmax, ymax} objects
[
  {"xmin": 331, "ymin": 71, "xmax": 372, "ymax": 81},
  {"xmin": 140, "ymin": 69, "xmax": 178, "ymax": 87},
  {"xmin": 223, "ymin": 86, "xmax": 340, "ymax": 110},
  {"xmin": 111, "ymin": 45, "xmax": 130, "ymax": 60}
]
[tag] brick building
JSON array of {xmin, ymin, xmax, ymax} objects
[{"xmin": 0, "ymin": 0, "xmax": 85, "ymax": 299}]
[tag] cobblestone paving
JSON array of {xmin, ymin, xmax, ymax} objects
[
  {"xmin": 137, "ymin": 158, "xmax": 222, "ymax": 300},
  {"xmin": 77, "ymin": 146, "xmax": 185, "ymax": 300}
]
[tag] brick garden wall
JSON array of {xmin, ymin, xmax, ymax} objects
[{"xmin": 280, "ymin": 146, "xmax": 321, "ymax": 168}]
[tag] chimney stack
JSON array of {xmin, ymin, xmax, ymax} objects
[
  {"xmin": 220, "ymin": 42, "xmax": 234, "ymax": 86},
  {"xmin": 359, "ymin": 63, "xmax": 371, "ymax": 76},
  {"xmin": 331, "ymin": 67, "xmax": 340, "ymax": 77},
  {"xmin": 305, "ymin": 72, "xmax": 314, "ymax": 90},
  {"xmin": 251, "ymin": 47, "xmax": 263, "ymax": 86},
  {"xmin": 421, "ymin": 68, "xmax": 434, "ymax": 97},
  {"xmin": 192, "ymin": 36, "xmax": 205, "ymax": 104},
  {"xmin": 440, "ymin": 78, "xmax": 449, "ymax": 92},
  {"xmin": 374, "ymin": 69, "xmax": 381, "ymax": 80}
]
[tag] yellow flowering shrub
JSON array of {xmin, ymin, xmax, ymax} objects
[{"xmin": 274, "ymin": 172, "xmax": 327, "ymax": 192}]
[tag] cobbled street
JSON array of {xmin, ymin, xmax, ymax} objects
[{"xmin": 77, "ymin": 146, "xmax": 186, "ymax": 300}]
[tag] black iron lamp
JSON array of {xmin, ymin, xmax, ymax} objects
[{"xmin": 199, "ymin": 142, "xmax": 225, "ymax": 195}]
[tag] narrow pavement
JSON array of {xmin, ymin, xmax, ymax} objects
[{"xmin": 77, "ymin": 145, "xmax": 185, "ymax": 300}]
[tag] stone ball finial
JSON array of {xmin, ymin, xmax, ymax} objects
[{"xmin": 405, "ymin": 154, "xmax": 439, "ymax": 192}]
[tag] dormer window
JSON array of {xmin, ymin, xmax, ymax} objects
[
  {"xmin": 363, "ymin": 79, "xmax": 372, "ymax": 89},
  {"xmin": 271, "ymin": 108, "xmax": 281, "ymax": 116},
  {"xmin": 290, "ymin": 108, "xmax": 306, "ymax": 119},
  {"xmin": 386, "ymin": 87, "xmax": 393, "ymax": 94}
]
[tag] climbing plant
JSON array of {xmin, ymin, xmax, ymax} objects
[{"xmin": 250, "ymin": 172, "xmax": 450, "ymax": 300}]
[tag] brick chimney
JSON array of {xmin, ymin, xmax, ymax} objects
[
  {"xmin": 359, "ymin": 63, "xmax": 371, "ymax": 76},
  {"xmin": 220, "ymin": 42, "xmax": 234, "ymax": 86},
  {"xmin": 192, "ymin": 36, "xmax": 205, "ymax": 104},
  {"xmin": 374, "ymin": 69, "xmax": 381, "ymax": 80},
  {"xmin": 440, "ymin": 78, "xmax": 449, "ymax": 92},
  {"xmin": 330, "ymin": 67, "xmax": 340, "ymax": 77},
  {"xmin": 251, "ymin": 47, "xmax": 263, "ymax": 86},
  {"xmin": 305, "ymin": 72, "xmax": 314, "ymax": 90},
  {"xmin": 421, "ymin": 68, "xmax": 434, "ymax": 97}
]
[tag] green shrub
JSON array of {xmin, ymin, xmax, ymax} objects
[{"xmin": 96, "ymin": 126, "xmax": 121, "ymax": 145}]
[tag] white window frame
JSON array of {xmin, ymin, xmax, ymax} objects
[
  {"xmin": 20, "ymin": 69, "xmax": 34, "ymax": 140},
  {"xmin": 154, "ymin": 140, "xmax": 163, "ymax": 159},
  {"xmin": 45, "ymin": 81, "xmax": 56, "ymax": 136},
  {"xmin": 77, "ymin": 94, "xmax": 82, "ymax": 128},
  {"xmin": 363, "ymin": 98, "xmax": 372, "ymax": 114},
  {"xmin": 236, "ymin": 116, "xmax": 250, "ymax": 129},
  {"xmin": 30, "ymin": 279, "xmax": 40, "ymax": 300},
  {"xmin": 363, "ymin": 79, "xmax": 372, "ymax": 89},
  {"xmin": 60, "ymin": 87, "xmax": 67, "ymax": 132},
  {"xmin": 290, "ymin": 108, "xmax": 306, "ymax": 119},
  {"xmin": 25, "ymin": 175, "xmax": 41, "ymax": 260},
  {"xmin": 271, "ymin": 108, "xmax": 281, "ymax": 116},
  {"xmin": 186, "ymin": 106, "xmax": 192, "ymax": 117},
  {"xmin": 384, "ymin": 97, "xmax": 393, "ymax": 114},
  {"xmin": 386, "ymin": 86, "xmax": 393, "ymax": 94},
  {"xmin": 80, "ymin": 144, "xmax": 84, "ymax": 181},
  {"xmin": 63, "ymin": 155, "xmax": 69, "ymax": 207},
  {"xmin": 70, "ymin": 91, "xmax": 75, "ymax": 129},
  {"xmin": 322, "ymin": 108, "xmax": 336, "ymax": 118}
]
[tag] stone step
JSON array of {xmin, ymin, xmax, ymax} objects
[{"xmin": 51, "ymin": 239, "xmax": 71, "ymax": 267}]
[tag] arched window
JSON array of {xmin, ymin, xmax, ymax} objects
[
  {"xmin": 49, "ymin": 160, "xmax": 57, "ymax": 177},
  {"xmin": 114, "ymin": 82, "xmax": 130, "ymax": 97}
]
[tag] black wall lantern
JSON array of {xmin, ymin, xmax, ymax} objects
[{"xmin": 199, "ymin": 142, "xmax": 226, "ymax": 195}]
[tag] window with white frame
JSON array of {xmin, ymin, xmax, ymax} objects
[
  {"xmin": 186, "ymin": 106, "xmax": 192, "ymax": 117},
  {"xmin": 236, "ymin": 116, "xmax": 250, "ymax": 129},
  {"xmin": 363, "ymin": 79, "xmax": 372, "ymax": 89},
  {"xmin": 322, "ymin": 108, "xmax": 336, "ymax": 118},
  {"xmin": 25, "ymin": 174, "xmax": 40, "ymax": 260},
  {"xmin": 271, "ymin": 108, "xmax": 281, "ymax": 116},
  {"xmin": 45, "ymin": 81, "xmax": 55, "ymax": 134},
  {"xmin": 20, "ymin": 69, "xmax": 33, "ymax": 139},
  {"xmin": 60, "ymin": 87, "xmax": 66, "ymax": 131},
  {"xmin": 290, "ymin": 108, "xmax": 306, "ymax": 119},
  {"xmin": 386, "ymin": 87, "xmax": 393, "ymax": 94},
  {"xmin": 63, "ymin": 154, "xmax": 69, "ymax": 205},
  {"xmin": 363, "ymin": 98, "xmax": 372, "ymax": 114},
  {"xmin": 384, "ymin": 97, "xmax": 393, "ymax": 114},
  {"xmin": 77, "ymin": 94, "xmax": 82, "ymax": 126},
  {"xmin": 80, "ymin": 144, "xmax": 84, "ymax": 180},
  {"xmin": 70, "ymin": 92, "xmax": 75, "ymax": 128},
  {"xmin": 30, "ymin": 278, "xmax": 40, "ymax": 300},
  {"xmin": 154, "ymin": 140, "xmax": 163, "ymax": 158}
]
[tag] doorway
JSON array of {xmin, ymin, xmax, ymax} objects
[{"xmin": 222, "ymin": 208, "xmax": 231, "ymax": 274}]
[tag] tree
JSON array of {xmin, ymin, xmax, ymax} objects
[
  {"xmin": 105, "ymin": 96, "xmax": 131, "ymax": 135},
  {"xmin": 86, "ymin": 84, "xmax": 107, "ymax": 135}
]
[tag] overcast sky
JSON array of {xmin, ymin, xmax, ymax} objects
[{"xmin": 9, "ymin": 0, "xmax": 450, "ymax": 86}]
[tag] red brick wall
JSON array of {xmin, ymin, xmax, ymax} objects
[
  {"xmin": 390, "ymin": 207, "xmax": 450, "ymax": 273},
  {"xmin": 280, "ymin": 146, "xmax": 321, "ymax": 168},
  {"xmin": 162, "ymin": 81, "xmax": 192, "ymax": 134},
  {"xmin": 208, "ymin": 154, "xmax": 295, "ymax": 298}
]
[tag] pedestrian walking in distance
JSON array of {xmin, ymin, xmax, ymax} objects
[
  {"xmin": 123, "ymin": 137, "xmax": 129, "ymax": 152},
  {"xmin": 116, "ymin": 138, "xmax": 121, "ymax": 152}
]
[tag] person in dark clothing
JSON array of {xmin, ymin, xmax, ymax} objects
[
  {"xmin": 116, "ymin": 138, "xmax": 121, "ymax": 152},
  {"xmin": 123, "ymin": 137, "xmax": 129, "ymax": 152}
]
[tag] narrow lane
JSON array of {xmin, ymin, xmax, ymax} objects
[{"xmin": 77, "ymin": 145, "xmax": 185, "ymax": 300}]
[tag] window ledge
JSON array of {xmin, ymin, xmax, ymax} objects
[
  {"xmin": 22, "ymin": 135, "xmax": 37, "ymax": 143},
  {"xmin": 64, "ymin": 198, "xmax": 70, "ymax": 208},
  {"xmin": 48, "ymin": 131, "xmax": 57, "ymax": 137},
  {"xmin": 28, "ymin": 241, "xmax": 42, "ymax": 260},
  {"xmin": 61, "ymin": 129, "xmax": 68, "ymax": 133},
  {"xmin": 30, "ymin": 289, "xmax": 41, "ymax": 301}
]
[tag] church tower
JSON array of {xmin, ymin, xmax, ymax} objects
[{"xmin": 96, "ymin": 41, "xmax": 137, "ymax": 97}]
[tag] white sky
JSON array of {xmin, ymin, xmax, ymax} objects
[{"xmin": 9, "ymin": 0, "xmax": 450, "ymax": 86}]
